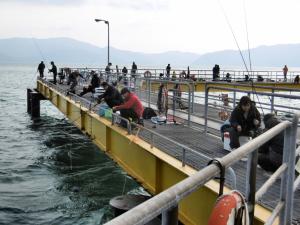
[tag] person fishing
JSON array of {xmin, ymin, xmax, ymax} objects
[
  {"xmin": 79, "ymin": 71, "xmax": 100, "ymax": 96},
  {"xmin": 37, "ymin": 61, "xmax": 45, "ymax": 78},
  {"xmin": 227, "ymin": 96, "xmax": 261, "ymax": 149},
  {"xmin": 258, "ymin": 114, "xmax": 284, "ymax": 172},
  {"xmin": 112, "ymin": 87, "xmax": 144, "ymax": 127},
  {"xmin": 97, "ymin": 82, "xmax": 123, "ymax": 108},
  {"xmin": 48, "ymin": 61, "xmax": 57, "ymax": 84}
]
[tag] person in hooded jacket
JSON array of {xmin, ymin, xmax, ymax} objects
[
  {"xmin": 258, "ymin": 114, "xmax": 284, "ymax": 172},
  {"xmin": 79, "ymin": 71, "xmax": 100, "ymax": 96},
  {"xmin": 228, "ymin": 96, "xmax": 261, "ymax": 149},
  {"xmin": 97, "ymin": 82, "xmax": 123, "ymax": 108}
]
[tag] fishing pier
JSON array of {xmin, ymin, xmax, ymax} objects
[{"xmin": 28, "ymin": 68, "xmax": 300, "ymax": 225}]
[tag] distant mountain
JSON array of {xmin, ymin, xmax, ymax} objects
[
  {"xmin": 0, "ymin": 37, "xmax": 299, "ymax": 68},
  {"xmin": 0, "ymin": 37, "xmax": 199, "ymax": 67},
  {"xmin": 192, "ymin": 44, "xmax": 300, "ymax": 67}
]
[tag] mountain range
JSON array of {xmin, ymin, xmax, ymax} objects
[{"xmin": 0, "ymin": 37, "xmax": 299, "ymax": 68}]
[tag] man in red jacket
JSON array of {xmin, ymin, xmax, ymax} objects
[{"xmin": 112, "ymin": 87, "xmax": 144, "ymax": 126}]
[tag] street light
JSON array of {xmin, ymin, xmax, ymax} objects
[{"xmin": 95, "ymin": 18, "xmax": 110, "ymax": 65}]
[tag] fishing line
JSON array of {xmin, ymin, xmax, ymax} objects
[
  {"xmin": 242, "ymin": 0, "xmax": 267, "ymax": 115},
  {"xmin": 217, "ymin": 0, "xmax": 249, "ymax": 73},
  {"xmin": 31, "ymin": 37, "xmax": 50, "ymax": 70}
]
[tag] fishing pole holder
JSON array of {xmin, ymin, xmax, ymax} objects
[{"xmin": 207, "ymin": 158, "xmax": 226, "ymax": 196}]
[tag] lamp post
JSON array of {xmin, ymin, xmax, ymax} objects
[{"xmin": 95, "ymin": 18, "xmax": 110, "ymax": 65}]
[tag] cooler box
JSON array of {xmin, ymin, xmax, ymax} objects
[{"xmin": 223, "ymin": 132, "xmax": 251, "ymax": 152}]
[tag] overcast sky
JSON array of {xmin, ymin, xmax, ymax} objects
[{"xmin": 0, "ymin": 0, "xmax": 299, "ymax": 54}]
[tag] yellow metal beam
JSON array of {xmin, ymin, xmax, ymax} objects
[
  {"xmin": 36, "ymin": 80, "xmax": 277, "ymax": 225},
  {"xmin": 142, "ymin": 81, "xmax": 300, "ymax": 92}
]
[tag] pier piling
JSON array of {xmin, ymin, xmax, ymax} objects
[{"xmin": 30, "ymin": 92, "xmax": 40, "ymax": 118}]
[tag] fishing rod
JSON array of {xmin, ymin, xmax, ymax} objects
[{"xmin": 217, "ymin": 0, "xmax": 266, "ymax": 114}]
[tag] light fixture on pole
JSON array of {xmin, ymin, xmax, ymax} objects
[{"xmin": 95, "ymin": 18, "xmax": 110, "ymax": 65}]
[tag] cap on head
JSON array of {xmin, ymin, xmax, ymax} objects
[
  {"xmin": 51, "ymin": 61, "xmax": 54, "ymax": 64},
  {"xmin": 121, "ymin": 87, "xmax": 130, "ymax": 95}
]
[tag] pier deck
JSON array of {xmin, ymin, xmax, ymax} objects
[{"xmin": 36, "ymin": 80, "xmax": 300, "ymax": 224}]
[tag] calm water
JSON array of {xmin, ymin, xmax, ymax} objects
[{"xmin": 0, "ymin": 65, "xmax": 144, "ymax": 225}]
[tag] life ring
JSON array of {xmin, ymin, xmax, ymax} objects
[
  {"xmin": 144, "ymin": 70, "xmax": 152, "ymax": 78},
  {"xmin": 208, "ymin": 191, "xmax": 249, "ymax": 225}
]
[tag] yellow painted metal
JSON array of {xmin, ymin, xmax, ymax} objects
[
  {"xmin": 142, "ymin": 81, "xmax": 300, "ymax": 92},
  {"xmin": 36, "ymin": 80, "xmax": 276, "ymax": 225}
]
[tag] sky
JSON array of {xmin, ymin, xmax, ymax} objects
[{"xmin": 0, "ymin": 0, "xmax": 299, "ymax": 54}]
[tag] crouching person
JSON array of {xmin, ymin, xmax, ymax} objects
[
  {"xmin": 258, "ymin": 114, "xmax": 284, "ymax": 172},
  {"xmin": 112, "ymin": 88, "xmax": 144, "ymax": 127},
  {"xmin": 97, "ymin": 82, "xmax": 123, "ymax": 108},
  {"xmin": 228, "ymin": 96, "xmax": 261, "ymax": 149}
]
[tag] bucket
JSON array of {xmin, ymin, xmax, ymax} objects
[{"xmin": 223, "ymin": 132, "xmax": 231, "ymax": 151}]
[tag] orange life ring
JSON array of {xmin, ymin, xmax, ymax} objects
[{"xmin": 208, "ymin": 191, "xmax": 248, "ymax": 225}]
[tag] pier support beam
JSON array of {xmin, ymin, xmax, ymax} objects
[
  {"xmin": 162, "ymin": 205, "xmax": 178, "ymax": 225},
  {"xmin": 31, "ymin": 92, "xmax": 40, "ymax": 118},
  {"xmin": 27, "ymin": 89, "xmax": 46, "ymax": 119},
  {"xmin": 27, "ymin": 88, "xmax": 32, "ymax": 113}
]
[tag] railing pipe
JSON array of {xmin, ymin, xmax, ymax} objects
[
  {"xmin": 255, "ymin": 164, "xmax": 287, "ymax": 201},
  {"xmin": 245, "ymin": 148, "xmax": 258, "ymax": 224},
  {"xmin": 104, "ymin": 121, "xmax": 292, "ymax": 225}
]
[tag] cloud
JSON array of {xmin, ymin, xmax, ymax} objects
[
  {"xmin": 0, "ymin": 0, "xmax": 87, "ymax": 6},
  {"xmin": 0, "ymin": 0, "xmax": 169, "ymax": 10},
  {"xmin": 103, "ymin": 0, "xmax": 169, "ymax": 11}
]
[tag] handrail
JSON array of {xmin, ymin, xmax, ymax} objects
[
  {"xmin": 204, "ymin": 85, "xmax": 300, "ymax": 134},
  {"xmin": 104, "ymin": 116, "xmax": 297, "ymax": 225}
]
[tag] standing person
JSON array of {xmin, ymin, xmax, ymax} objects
[
  {"xmin": 131, "ymin": 61, "xmax": 137, "ymax": 78},
  {"xmin": 37, "ymin": 61, "xmax": 45, "ymax": 78},
  {"xmin": 187, "ymin": 66, "xmax": 190, "ymax": 79},
  {"xmin": 105, "ymin": 63, "xmax": 112, "ymax": 74},
  {"xmin": 122, "ymin": 66, "xmax": 128, "ymax": 76},
  {"xmin": 227, "ymin": 96, "xmax": 261, "ymax": 149},
  {"xmin": 49, "ymin": 61, "xmax": 57, "ymax": 84},
  {"xmin": 283, "ymin": 65, "xmax": 288, "ymax": 81},
  {"xmin": 166, "ymin": 64, "xmax": 171, "ymax": 78},
  {"xmin": 157, "ymin": 84, "xmax": 168, "ymax": 117},
  {"xmin": 122, "ymin": 66, "xmax": 128, "ymax": 84},
  {"xmin": 112, "ymin": 87, "xmax": 144, "ymax": 125}
]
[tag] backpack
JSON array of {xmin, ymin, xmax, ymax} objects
[{"xmin": 143, "ymin": 107, "xmax": 157, "ymax": 119}]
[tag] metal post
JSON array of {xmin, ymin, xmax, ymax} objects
[
  {"xmin": 150, "ymin": 133, "xmax": 154, "ymax": 148},
  {"xmin": 187, "ymin": 85, "xmax": 191, "ymax": 126},
  {"xmin": 107, "ymin": 22, "xmax": 110, "ymax": 65},
  {"xmin": 148, "ymin": 79, "xmax": 151, "ymax": 108},
  {"xmin": 162, "ymin": 205, "xmax": 178, "ymax": 225},
  {"xmin": 204, "ymin": 84, "xmax": 209, "ymax": 134},
  {"xmin": 271, "ymin": 89, "xmax": 275, "ymax": 113},
  {"xmin": 280, "ymin": 115, "xmax": 298, "ymax": 225},
  {"xmin": 182, "ymin": 148, "xmax": 186, "ymax": 167},
  {"xmin": 191, "ymin": 83, "xmax": 195, "ymax": 113},
  {"xmin": 31, "ymin": 92, "xmax": 40, "ymax": 118},
  {"xmin": 245, "ymin": 148, "xmax": 258, "ymax": 225},
  {"xmin": 27, "ymin": 88, "xmax": 32, "ymax": 113},
  {"xmin": 233, "ymin": 90, "xmax": 237, "ymax": 108}
]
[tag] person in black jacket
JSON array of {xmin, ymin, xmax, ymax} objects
[
  {"xmin": 49, "ymin": 61, "xmax": 57, "ymax": 84},
  {"xmin": 228, "ymin": 96, "xmax": 261, "ymax": 149},
  {"xmin": 258, "ymin": 114, "xmax": 284, "ymax": 172},
  {"xmin": 79, "ymin": 71, "xmax": 100, "ymax": 96},
  {"xmin": 97, "ymin": 82, "xmax": 123, "ymax": 108},
  {"xmin": 37, "ymin": 61, "xmax": 45, "ymax": 78},
  {"xmin": 166, "ymin": 64, "xmax": 171, "ymax": 78}
]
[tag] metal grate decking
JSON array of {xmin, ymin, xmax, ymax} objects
[{"xmin": 44, "ymin": 81, "xmax": 300, "ymax": 224}]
